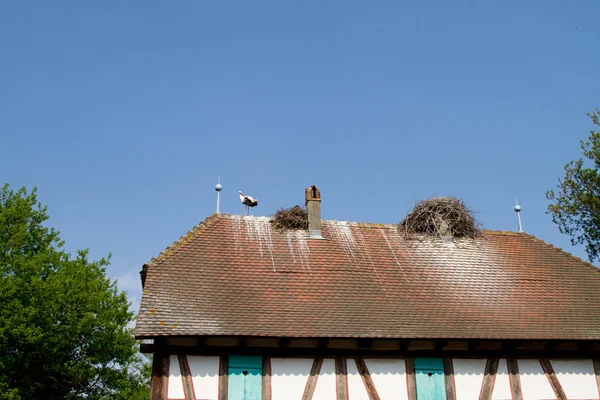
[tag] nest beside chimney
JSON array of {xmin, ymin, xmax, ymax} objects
[
  {"xmin": 400, "ymin": 197, "xmax": 481, "ymax": 238},
  {"xmin": 270, "ymin": 206, "xmax": 309, "ymax": 231}
]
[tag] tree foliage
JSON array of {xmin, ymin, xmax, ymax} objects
[
  {"xmin": 546, "ymin": 109, "xmax": 600, "ymax": 262},
  {"xmin": 0, "ymin": 184, "xmax": 149, "ymax": 399}
]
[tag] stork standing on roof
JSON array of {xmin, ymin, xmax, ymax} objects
[{"xmin": 238, "ymin": 191, "xmax": 258, "ymax": 215}]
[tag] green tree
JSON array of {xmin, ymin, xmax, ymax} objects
[
  {"xmin": 0, "ymin": 184, "xmax": 149, "ymax": 399},
  {"xmin": 546, "ymin": 109, "xmax": 600, "ymax": 262},
  {"xmin": 119, "ymin": 357, "xmax": 152, "ymax": 400}
]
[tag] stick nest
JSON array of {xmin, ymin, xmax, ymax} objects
[
  {"xmin": 270, "ymin": 205, "xmax": 309, "ymax": 231},
  {"xmin": 400, "ymin": 197, "xmax": 481, "ymax": 238}
]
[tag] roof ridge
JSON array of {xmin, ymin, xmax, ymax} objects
[
  {"xmin": 483, "ymin": 229, "xmax": 526, "ymax": 235},
  {"xmin": 218, "ymin": 215, "xmax": 532, "ymax": 236},
  {"xmin": 147, "ymin": 213, "xmax": 221, "ymax": 267},
  {"xmin": 325, "ymin": 221, "xmax": 526, "ymax": 236},
  {"xmin": 176, "ymin": 214, "xmax": 538, "ymax": 237}
]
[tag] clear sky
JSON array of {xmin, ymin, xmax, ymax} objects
[{"xmin": 2, "ymin": 1, "xmax": 599, "ymax": 315}]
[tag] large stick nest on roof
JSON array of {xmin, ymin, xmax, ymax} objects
[
  {"xmin": 400, "ymin": 197, "xmax": 481, "ymax": 238},
  {"xmin": 270, "ymin": 205, "xmax": 309, "ymax": 231}
]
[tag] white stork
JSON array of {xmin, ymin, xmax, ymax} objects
[{"xmin": 238, "ymin": 191, "xmax": 258, "ymax": 215}]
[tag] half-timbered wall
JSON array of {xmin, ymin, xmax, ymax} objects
[{"xmin": 156, "ymin": 356, "xmax": 600, "ymax": 400}]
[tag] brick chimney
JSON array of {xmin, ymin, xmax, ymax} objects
[{"xmin": 305, "ymin": 185, "xmax": 322, "ymax": 239}]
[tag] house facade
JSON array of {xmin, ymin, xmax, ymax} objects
[{"xmin": 135, "ymin": 187, "xmax": 600, "ymax": 400}]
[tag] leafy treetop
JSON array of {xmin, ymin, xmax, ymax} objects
[
  {"xmin": 546, "ymin": 109, "xmax": 600, "ymax": 262},
  {"xmin": 0, "ymin": 184, "xmax": 148, "ymax": 400}
]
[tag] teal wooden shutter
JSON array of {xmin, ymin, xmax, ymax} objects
[
  {"xmin": 414, "ymin": 358, "xmax": 446, "ymax": 400},
  {"xmin": 227, "ymin": 355, "xmax": 262, "ymax": 400}
]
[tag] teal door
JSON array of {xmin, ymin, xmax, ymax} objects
[
  {"xmin": 414, "ymin": 358, "xmax": 446, "ymax": 400},
  {"xmin": 227, "ymin": 355, "xmax": 262, "ymax": 400}
]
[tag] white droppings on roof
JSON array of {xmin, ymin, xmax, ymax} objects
[
  {"xmin": 328, "ymin": 221, "xmax": 360, "ymax": 265},
  {"xmin": 353, "ymin": 228, "xmax": 380, "ymax": 281},
  {"xmin": 286, "ymin": 230, "xmax": 311, "ymax": 273},
  {"xmin": 354, "ymin": 227, "xmax": 399, "ymax": 308},
  {"xmin": 231, "ymin": 215, "xmax": 243, "ymax": 255},
  {"xmin": 243, "ymin": 216, "xmax": 276, "ymax": 272},
  {"xmin": 380, "ymin": 227, "xmax": 410, "ymax": 283},
  {"xmin": 286, "ymin": 233, "xmax": 296, "ymax": 262}
]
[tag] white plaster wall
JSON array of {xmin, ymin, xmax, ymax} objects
[
  {"xmin": 518, "ymin": 359, "xmax": 555, "ymax": 400},
  {"xmin": 186, "ymin": 356, "xmax": 219, "ymax": 400},
  {"xmin": 312, "ymin": 358, "xmax": 337, "ymax": 400},
  {"xmin": 364, "ymin": 359, "xmax": 408, "ymax": 400},
  {"xmin": 452, "ymin": 358, "xmax": 487, "ymax": 400},
  {"xmin": 491, "ymin": 359, "xmax": 512, "ymax": 400},
  {"xmin": 168, "ymin": 355, "xmax": 185, "ymax": 399},
  {"xmin": 270, "ymin": 358, "xmax": 313, "ymax": 400},
  {"xmin": 550, "ymin": 359, "xmax": 599, "ymax": 399},
  {"xmin": 347, "ymin": 358, "xmax": 370, "ymax": 400},
  {"xmin": 169, "ymin": 355, "xmax": 600, "ymax": 400}
]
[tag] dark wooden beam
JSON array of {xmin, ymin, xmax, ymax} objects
[
  {"xmin": 579, "ymin": 341, "xmax": 593, "ymax": 351},
  {"xmin": 503, "ymin": 340, "xmax": 520, "ymax": 355},
  {"xmin": 478, "ymin": 358, "xmax": 499, "ymax": 400},
  {"xmin": 544, "ymin": 341, "xmax": 558, "ymax": 352},
  {"xmin": 335, "ymin": 357, "xmax": 348, "ymax": 400},
  {"xmin": 507, "ymin": 357, "xmax": 523, "ymax": 400},
  {"xmin": 262, "ymin": 357, "xmax": 272, "ymax": 400},
  {"xmin": 219, "ymin": 356, "xmax": 228, "ymax": 400},
  {"xmin": 355, "ymin": 358, "xmax": 381, "ymax": 400},
  {"xmin": 279, "ymin": 338, "xmax": 291, "ymax": 348},
  {"xmin": 593, "ymin": 359, "xmax": 600, "ymax": 399},
  {"xmin": 358, "ymin": 338, "xmax": 373, "ymax": 350},
  {"xmin": 399, "ymin": 339, "xmax": 408, "ymax": 353},
  {"xmin": 140, "ymin": 342, "xmax": 155, "ymax": 354},
  {"xmin": 302, "ymin": 357, "xmax": 323, "ymax": 400},
  {"xmin": 136, "ymin": 335, "xmax": 600, "ymax": 351},
  {"xmin": 468, "ymin": 339, "xmax": 481, "ymax": 352},
  {"xmin": 150, "ymin": 351, "xmax": 169, "ymax": 400},
  {"xmin": 443, "ymin": 358, "xmax": 456, "ymax": 400},
  {"xmin": 406, "ymin": 358, "xmax": 417, "ymax": 400},
  {"xmin": 436, "ymin": 340, "xmax": 448, "ymax": 352},
  {"xmin": 178, "ymin": 355, "xmax": 195, "ymax": 400},
  {"xmin": 540, "ymin": 358, "xmax": 566, "ymax": 400},
  {"xmin": 318, "ymin": 338, "xmax": 329, "ymax": 349},
  {"xmin": 151, "ymin": 342, "xmax": 600, "ymax": 358}
]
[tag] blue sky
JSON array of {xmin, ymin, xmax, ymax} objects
[{"xmin": 1, "ymin": 1, "xmax": 599, "ymax": 315}]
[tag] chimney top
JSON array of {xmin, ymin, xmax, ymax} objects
[{"xmin": 305, "ymin": 185, "xmax": 321, "ymax": 204}]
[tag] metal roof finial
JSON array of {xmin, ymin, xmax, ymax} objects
[
  {"xmin": 215, "ymin": 177, "xmax": 223, "ymax": 214},
  {"xmin": 514, "ymin": 198, "xmax": 523, "ymax": 232}
]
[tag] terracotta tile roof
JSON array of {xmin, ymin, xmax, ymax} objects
[{"xmin": 134, "ymin": 214, "xmax": 600, "ymax": 340}]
